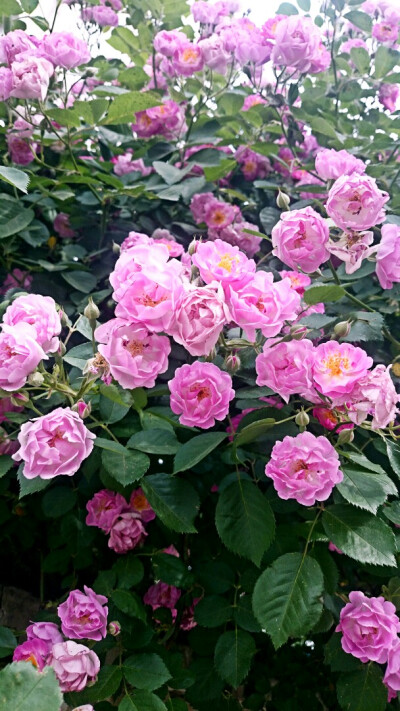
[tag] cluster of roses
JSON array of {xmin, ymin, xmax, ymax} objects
[
  {"xmin": 80, "ymin": 0, "xmax": 122, "ymax": 28},
  {"xmin": 13, "ymin": 585, "xmax": 109, "ymax": 697},
  {"xmin": 86, "ymin": 487, "xmax": 155, "ymax": 554},
  {"xmin": 337, "ymin": 590, "xmax": 400, "ymax": 702}
]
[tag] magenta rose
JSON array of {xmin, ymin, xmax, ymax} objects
[
  {"xmin": 144, "ymin": 582, "xmax": 181, "ymax": 610},
  {"xmin": 192, "ymin": 238, "xmax": 255, "ymax": 288},
  {"xmin": 376, "ymin": 222, "xmax": 400, "ymax": 289},
  {"xmin": 315, "ymin": 148, "xmax": 365, "ymax": 180},
  {"xmin": 108, "ymin": 511, "xmax": 147, "ymax": 554},
  {"xmin": 12, "ymin": 407, "xmax": 95, "ymax": 479},
  {"xmin": 256, "ymin": 339, "xmax": 316, "ymax": 403},
  {"xmin": 48, "ymin": 641, "xmax": 100, "ymax": 692},
  {"xmin": 190, "ymin": 192, "xmax": 216, "ymax": 223},
  {"xmin": 265, "ymin": 431, "xmax": 343, "ymax": 506},
  {"xmin": 54, "ymin": 212, "xmax": 76, "ymax": 238},
  {"xmin": 10, "ymin": 56, "xmax": 54, "ymax": 101},
  {"xmin": 13, "ymin": 639, "xmax": 50, "ymax": 670},
  {"xmin": 312, "ymin": 342, "xmax": 373, "ymax": 404},
  {"xmin": 26, "ymin": 621, "xmax": 63, "ymax": 645},
  {"xmin": 42, "ymin": 32, "xmax": 90, "ymax": 68},
  {"xmin": 86, "ymin": 489, "xmax": 127, "ymax": 533},
  {"xmin": 0, "ymin": 323, "xmax": 47, "ymax": 392},
  {"xmin": 169, "ymin": 361, "xmax": 234, "ymax": 429},
  {"xmin": 58, "ymin": 586, "xmax": 108, "ymax": 642},
  {"xmin": 3, "ymin": 294, "xmax": 62, "ymax": 353},
  {"xmin": 169, "ymin": 281, "xmax": 230, "ymax": 356},
  {"xmin": 7, "ymin": 135, "xmax": 36, "ymax": 165},
  {"xmin": 336, "ymin": 591, "xmax": 400, "ymax": 663},
  {"xmin": 271, "ymin": 206, "xmax": 330, "ymax": 273},
  {"xmin": 130, "ymin": 488, "xmax": 156, "ymax": 523},
  {"xmin": 326, "ymin": 174, "xmax": 389, "ymax": 231}
]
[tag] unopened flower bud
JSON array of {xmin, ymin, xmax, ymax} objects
[
  {"xmin": 84, "ymin": 297, "xmax": 100, "ymax": 322},
  {"xmin": 204, "ymin": 347, "xmax": 217, "ymax": 362},
  {"xmin": 59, "ymin": 310, "xmax": 70, "ymax": 328},
  {"xmin": 392, "ymin": 362, "xmax": 400, "ymax": 378},
  {"xmin": 10, "ymin": 393, "xmax": 29, "ymax": 405},
  {"xmin": 72, "ymin": 400, "xmax": 91, "ymax": 419},
  {"xmin": 337, "ymin": 427, "xmax": 354, "ymax": 445},
  {"xmin": 188, "ymin": 239, "xmax": 197, "ymax": 256},
  {"xmin": 112, "ymin": 241, "xmax": 121, "ymax": 255},
  {"xmin": 108, "ymin": 621, "xmax": 121, "ymax": 637},
  {"xmin": 190, "ymin": 265, "xmax": 200, "ymax": 282},
  {"xmin": 58, "ymin": 342, "xmax": 67, "ymax": 357},
  {"xmin": 333, "ymin": 320, "xmax": 351, "ymax": 339},
  {"xmin": 27, "ymin": 372, "xmax": 45, "ymax": 387},
  {"xmin": 290, "ymin": 324, "xmax": 308, "ymax": 340},
  {"xmin": 295, "ymin": 410, "xmax": 310, "ymax": 428},
  {"xmin": 225, "ymin": 353, "xmax": 241, "ymax": 374},
  {"xmin": 277, "ymin": 190, "xmax": 290, "ymax": 210}
]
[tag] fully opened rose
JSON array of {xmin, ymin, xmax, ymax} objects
[
  {"xmin": 58, "ymin": 586, "xmax": 108, "ymax": 641},
  {"xmin": 169, "ymin": 361, "xmax": 235, "ymax": 429}
]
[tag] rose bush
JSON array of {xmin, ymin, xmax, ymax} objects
[{"xmin": 1, "ymin": 0, "xmax": 400, "ymax": 710}]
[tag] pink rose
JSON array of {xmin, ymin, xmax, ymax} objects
[
  {"xmin": 0, "ymin": 67, "xmax": 12, "ymax": 100},
  {"xmin": 328, "ymin": 542, "xmax": 343, "ymax": 554},
  {"xmin": 108, "ymin": 511, "xmax": 147, "ymax": 554},
  {"xmin": 384, "ymin": 639, "xmax": 400, "ymax": 702},
  {"xmin": 109, "ymin": 241, "xmax": 172, "ymax": 300},
  {"xmin": 271, "ymin": 206, "xmax": 330, "ymax": 273},
  {"xmin": 97, "ymin": 321, "xmax": 170, "ymax": 389},
  {"xmin": 58, "ymin": 586, "xmax": 108, "ymax": 641},
  {"xmin": 328, "ymin": 230, "xmax": 375, "ymax": 274},
  {"xmin": 313, "ymin": 407, "xmax": 347, "ymax": 431},
  {"xmin": 336, "ymin": 591, "xmax": 400, "ymax": 663},
  {"xmin": 192, "ymin": 238, "xmax": 255, "ymax": 287},
  {"xmin": 226, "ymin": 271, "xmax": 300, "ymax": 342},
  {"xmin": 198, "ymin": 35, "xmax": 231, "ymax": 75},
  {"xmin": 312, "ymin": 342, "xmax": 373, "ymax": 404},
  {"xmin": 7, "ymin": 134, "xmax": 36, "ymax": 165},
  {"xmin": 152, "ymin": 229, "xmax": 184, "ymax": 257},
  {"xmin": 235, "ymin": 146, "xmax": 271, "ymax": 181},
  {"xmin": 13, "ymin": 639, "xmax": 50, "ymax": 670},
  {"xmin": 0, "ymin": 30, "xmax": 39, "ymax": 65},
  {"xmin": 42, "ymin": 32, "xmax": 90, "ymax": 68},
  {"xmin": 86, "ymin": 489, "xmax": 127, "ymax": 533},
  {"xmin": 280, "ymin": 270, "xmax": 311, "ymax": 296},
  {"xmin": 0, "ymin": 395, "xmax": 24, "ymax": 424},
  {"xmin": 256, "ymin": 339, "xmax": 316, "ymax": 403},
  {"xmin": 348, "ymin": 364, "xmax": 399, "ymax": 429},
  {"xmin": 3, "ymin": 294, "xmax": 62, "ymax": 353},
  {"xmin": 130, "ymin": 487, "xmax": 155, "ymax": 523},
  {"xmin": 91, "ymin": 5, "xmax": 119, "ymax": 26},
  {"xmin": 111, "ymin": 152, "xmax": 152, "ymax": 177},
  {"xmin": 10, "ymin": 56, "xmax": 54, "ymax": 101},
  {"xmin": 169, "ymin": 281, "xmax": 230, "ymax": 356},
  {"xmin": 169, "ymin": 361, "xmax": 234, "ymax": 429},
  {"xmin": 144, "ymin": 582, "xmax": 181, "ymax": 610},
  {"xmin": 315, "ymin": 148, "xmax": 365, "ymax": 181},
  {"xmin": 241, "ymin": 94, "xmax": 266, "ymax": 111},
  {"xmin": 48, "ymin": 641, "xmax": 100, "ymax": 692},
  {"xmin": 132, "ymin": 101, "xmax": 187, "ymax": 140},
  {"xmin": 341, "ymin": 38, "xmax": 368, "ymax": 54},
  {"xmin": 272, "ymin": 16, "xmax": 328, "ymax": 73},
  {"xmin": 154, "ymin": 30, "xmax": 187, "ymax": 57},
  {"xmin": 326, "ymin": 174, "xmax": 389, "ymax": 231},
  {"xmin": 26, "ymin": 621, "xmax": 63, "ymax": 645},
  {"xmin": 208, "ymin": 222, "xmax": 262, "ymax": 258},
  {"xmin": 12, "ymin": 407, "xmax": 95, "ymax": 479},
  {"xmin": 72, "ymin": 706, "xmax": 95, "ymax": 711},
  {"xmin": 120, "ymin": 232, "xmax": 152, "ymax": 251},
  {"xmin": 265, "ymin": 431, "xmax": 343, "ymax": 506},
  {"xmin": 54, "ymin": 212, "xmax": 76, "ymax": 238},
  {"xmin": 379, "ymin": 82, "xmax": 399, "ymax": 112},
  {"xmin": 204, "ymin": 200, "xmax": 238, "ymax": 230},
  {"xmin": 190, "ymin": 192, "xmax": 215, "ymax": 223},
  {"xmin": 0, "ymin": 323, "xmax": 47, "ymax": 392},
  {"xmin": 376, "ymin": 222, "xmax": 400, "ymax": 289},
  {"xmin": 0, "ymin": 269, "xmax": 31, "ymax": 295},
  {"xmin": 172, "ymin": 43, "xmax": 204, "ymax": 76},
  {"xmin": 372, "ymin": 20, "xmax": 399, "ymax": 43}
]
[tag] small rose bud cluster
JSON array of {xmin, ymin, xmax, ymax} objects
[{"xmin": 86, "ymin": 488, "xmax": 155, "ymax": 554}]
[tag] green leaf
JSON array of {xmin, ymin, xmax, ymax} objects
[
  {"xmin": 337, "ymin": 665, "xmax": 387, "ymax": 711},
  {"xmin": 277, "ymin": 1, "xmax": 299, "ymax": 14},
  {"xmin": 46, "ymin": 108, "xmax": 81, "ymax": 128},
  {"xmin": 20, "ymin": 0, "xmax": 38, "ymax": 12},
  {"xmin": 152, "ymin": 553, "xmax": 191, "ymax": 587},
  {"xmin": 214, "ymin": 630, "xmax": 256, "ymax": 687},
  {"xmin": 324, "ymin": 634, "xmax": 362, "ymax": 673},
  {"xmin": 94, "ymin": 437, "xmax": 129, "ymax": 454},
  {"xmin": 99, "ymin": 383, "xmax": 132, "ymax": 407},
  {"xmin": 127, "ymin": 429, "xmax": 180, "ymax": 455},
  {"xmin": 67, "ymin": 665, "xmax": 122, "ymax": 705},
  {"xmin": 322, "ymin": 504, "xmax": 396, "ymax": 566},
  {"xmin": 297, "ymin": 0, "xmax": 310, "ymax": 9},
  {"xmin": 383, "ymin": 577, "xmax": 400, "ymax": 610},
  {"xmin": 173, "ymin": 432, "xmax": 226, "ymax": 474},
  {"xmin": 252, "ymin": 553, "xmax": 324, "ymax": 649},
  {"xmin": 337, "ymin": 466, "xmax": 397, "ymax": 514},
  {"xmin": 0, "ymin": 455, "xmax": 13, "ymax": 479},
  {"xmin": 1, "ymin": 0, "xmax": 22, "ymax": 15},
  {"xmin": 111, "ymin": 590, "xmax": 147, "ymax": 621},
  {"xmin": 62, "ymin": 271, "xmax": 97, "ymax": 293},
  {"xmin": 203, "ymin": 159, "xmax": 237, "ymax": 182},
  {"xmin": 127, "ymin": 690, "xmax": 167, "ymax": 711},
  {"xmin": 349, "ymin": 47, "xmax": 370, "ymax": 74},
  {"xmin": 142, "ymin": 473, "xmax": 199, "ymax": 533},
  {"xmin": 17, "ymin": 466, "xmax": 50, "ymax": 499},
  {"xmin": 259, "ymin": 206, "xmax": 281, "ymax": 234},
  {"xmin": 304, "ymin": 284, "xmax": 345, "ymax": 305},
  {"xmin": 62, "ymin": 342, "xmax": 93, "ymax": 369},
  {"xmin": 42, "ymin": 487, "xmax": 77, "ymax": 518},
  {"xmin": 0, "ymin": 663, "xmax": 62, "ymax": 710},
  {"xmin": 113, "ymin": 555, "xmax": 144, "ymax": 588},
  {"xmin": 194, "ymin": 596, "xmax": 232, "ymax": 628},
  {"xmin": 0, "ymin": 167, "xmax": 29, "ymax": 194},
  {"xmin": 344, "ymin": 10, "xmax": 372, "ymax": 33},
  {"xmin": 374, "ymin": 46, "xmax": 400, "ymax": 79},
  {"xmin": 234, "ymin": 417, "xmax": 275, "ymax": 447},
  {"xmin": 308, "ymin": 116, "xmax": 339, "ymax": 140},
  {"xmin": 215, "ymin": 480, "xmax": 275, "ymax": 566},
  {"xmin": 103, "ymin": 91, "xmax": 161, "ymax": 125},
  {"xmin": 0, "ymin": 195, "xmax": 34, "ymax": 239},
  {"xmin": 387, "ymin": 440, "xmax": 400, "ymax": 478},
  {"xmin": 123, "ymin": 653, "xmax": 171, "ymax": 691},
  {"xmin": 119, "ymin": 697, "xmax": 139, "ymax": 711},
  {"xmin": 102, "ymin": 448, "xmax": 150, "ymax": 486},
  {"xmin": 0, "ymin": 627, "xmax": 17, "ymax": 658}
]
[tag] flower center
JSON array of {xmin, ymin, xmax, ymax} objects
[
  {"xmin": 212, "ymin": 210, "xmax": 227, "ymax": 226},
  {"xmin": 190, "ymin": 383, "xmax": 211, "ymax": 401},
  {"xmin": 323, "ymin": 353, "xmax": 350, "ymax": 377},
  {"xmin": 26, "ymin": 654, "xmax": 39, "ymax": 668},
  {"xmin": 217, "ymin": 253, "xmax": 237, "ymax": 272},
  {"xmin": 140, "ymin": 294, "xmax": 167, "ymax": 307},
  {"xmin": 132, "ymin": 494, "xmax": 148, "ymax": 511},
  {"xmin": 182, "ymin": 48, "xmax": 198, "ymax": 62},
  {"xmin": 124, "ymin": 339, "xmax": 144, "ymax": 357},
  {"xmin": 47, "ymin": 428, "xmax": 64, "ymax": 447},
  {"xmin": 293, "ymin": 459, "xmax": 308, "ymax": 473}
]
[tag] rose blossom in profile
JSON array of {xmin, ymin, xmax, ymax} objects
[
  {"xmin": 0, "ymin": 323, "xmax": 47, "ymax": 392},
  {"xmin": 26, "ymin": 621, "xmax": 63, "ymax": 645},
  {"xmin": 48, "ymin": 641, "xmax": 100, "ymax": 692},
  {"xmin": 379, "ymin": 82, "xmax": 399, "ymax": 112},
  {"xmin": 271, "ymin": 206, "xmax": 330, "ymax": 273},
  {"xmin": 256, "ymin": 339, "xmax": 316, "ymax": 403},
  {"xmin": 312, "ymin": 342, "xmax": 373, "ymax": 403},
  {"xmin": 108, "ymin": 511, "xmax": 147, "ymax": 554},
  {"xmin": 192, "ymin": 238, "xmax": 255, "ymax": 287},
  {"xmin": 169, "ymin": 281, "xmax": 230, "ymax": 356},
  {"xmin": 3, "ymin": 294, "xmax": 62, "ymax": 353},
  {"xmin": 315, "ymin": 148, "xmax": 366, "ymax": 180},
  {"xmin": 86, "ymin": 489, "xmax": 127, "ymax": 532},
  {"xmin": 130, "ymin": 487, "xmax": 155, "ymax": 523},
  {"xmin": 326, "ymin": 174, "xmax": 389, "ymax": 231},
  {"xmin": 12, "ymin": 407, "xmax": 95, "ymax": 479},
  {"xmin": 58, "ymin": 586, "xmax": 108, "ymax": 641},
  {"xmin": 336, "ymin": 591, "xmax": 400, "ymax": 663},
  {"xmin": 375, "ymin": 222, "xmax": 400, "ymax": 289},
  {"xmin": 265, "ymin": 431, "xmax": 343, "ymax": 506},
  {"xmin": 13, "ymin": 639, "xmax": 50, "ymax": 670},
  {"xmin": 42, "ymin": 32, "xmax": 90, "ymax": 69},
  {"xmin": 384, "ymin": 639, "xmax": 400, "ymax": 702},
  {"xmin": 348, "ymin": 364, "xmax": 399, "ymax": 429},
  {"xmin": 169, "ymin": 361, "xmax": 234, "ymax": 429}
]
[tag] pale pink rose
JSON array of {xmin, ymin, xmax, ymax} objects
[
  {"xmin": 7, "ymin": 134, "xmax": 36, "ymax": 165},
  {"xmin": 58, "ymin": 586, "xmax": 108, "ymax": 641},
  {"xmin": 348, "ymin": 365, "xmax": 399, "ymax": 429},
  {"xmin": 120, "ymin": 232, "xmax": 152, "ymax": 251},
  {"xmin": 226, "ymin": 271, "xmax": 300, "ymax": 342},
  {"xmin": 42, "ymin": 32, "xmax": 90, "ymax": 68},
  {"xmin": 54, "ymin": 212, "xmax": 76, "ymax": 238},
  {"xmin": 152, "ymin": 229, "xmax": 184, "ymax": 257},
  {"xmin": 10, "ymin": 56, "xmax": 54, "ymax": 101},
  {"xmin": 241, "ymin": 94, "xmax": 266, "ymax": 111},
  {"xmin": 372, "ymin": 20, "xmax": 399, "ymax": 43},
  {"xmin": 12, "ymin": 407, "xmax": 95, "ymax": 479},
  {"xmin": 86, "ymin": 489, "xmax": 127, "ymax": 533},
  {"xmin": 262, "ymin": 15, "xmax": 286, "ymax": 40},
  {"xmin": 271, "ymin": 206, "xmax": 330, "ymax": 273},
  {"xmin": 198, "ymin": 35, "xmax": 231, "ymax": 74},
  {"xmin": 309, "ymin": 42, "xmax": 332, "ymax": 73},
  {"xmin": 312, "ymin": 342, "xmax": 373, "ymax": 403},
  {"xmin": 384, "ymin": 639, "xmax": 400, "ymax": 702},
  {"xmin": 328, "ymin": 230, "xmax": 375, "ymax": 274},
  {"xmin": 235, "ymin": 146, "xmax": 271, "ymax": 181},
  {"xmin": 204, "ymin": 200, "xmax": 238, "ymax": 229},
  {"xmin": 172, "ymin": 43, "xmax": 204, "ymax": 75},
  {"xmin": 48, "ymin": 641, "xmax": 100, "ymax": 692},
  {"xmin": 26, "ymin": 621, "xmax": 63, "ymax": 645},
  {"xmin": 154, "ymin": 30, "xmax": 187, "ymax": 57},
  {"xmin": 169, "ymin": 361, "xmax": 234, "ymax": 428},
  {"xmin": 376, "ymin": 223, "xmax": 400, "ymax": 289},
  {"xmin": 190, "ymin": 192, "xmax": 215, "ymax": 223},
  {"xmin": 315, "ymin": 148, "xmax": 365, "ymax": 181},
  {"xmin": 326, "ymin": 174, "xmax": 389, "ymax": 231},
  {"xmin": 111, "ymin": 150, "xmax": 152, "ymax": 177},
  {"xmin": 256, "ymin": 339, "xmax": 316, "ymax": 403},
  {"xmin": 208, "ymin": 222, "xmax": 262, "ymax": 258},
  {"xmin": 379, "ymin": 82, "xmax": 399, "ymax": 111},
  {"xmin": 192, "ymin": 238, "xmax": 255, "ymax": 287},
  {"xmin": 132, "ymin": 101, "xmax": 187, "ymax": 140},
  {"xmin": 3, "ymin": 294, "xmax": 62, "ymax": 353},
  {"xmin": 130, "ymin": 487, "xmax": 155, "ymax": 523},
  {"xmin": 0, "ymin": 30, "xmax": 39, "ymax": 65},
  {"xmin": 265, "ymin": 431, "xmax": 343, "ymax": 506},
  {"xmin": 336, "ymin": 591, "xmax": 400, "ymax": 664},
  {"xmin": 192, "ymin": 0, "xmax": 227, "ymax": 24},
  {"xmin": 108, "ymin": 511, "xmax": 147, "ymax": 553},
  {"xmin": 13, "ymin": 639, "xmax": 50, "ymax": 671},
  {"xmin": 109, "ymin": 242, "xmax": 170, "ymax": 301},
  {"xmin": 169, "ymin": 281, "xmax": 230, "ymax": 356},
  {"xmin": 91, "ymin": 5, "xmax": 119, "ymax": 26},
  {"xmin": 144, "ymin": 582, "xmax": 181, "ymax": 610},
  {"xmin": 0, "ymin": 67, "xmax": 12, "ymax": 100},
  {"xmin": 340, "ymin": 37, "xmax": 368, "ymax": 54},
  {"xmin": 272, "ymin": 15, "xmax": 327, "ymax": 73},
  {"xmin": 0, "ymin": 323, "xmax": 47, "ymax": 392},
  {"xmin": 97, "ymin": 321, "xmax": 170, "ymax": 389},
  {"xmin": 0, "ymin": 268, "xmax": 32, "ymax": 295}
]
